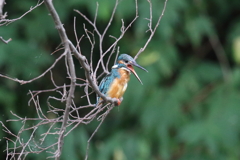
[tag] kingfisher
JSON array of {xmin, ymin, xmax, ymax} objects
[{"xmin": 96, "ymin": 54, "xmax": 148, "ymax": 106}]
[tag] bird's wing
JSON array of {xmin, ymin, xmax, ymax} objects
[
  {"xmin": 96, "ymin": 71, "xmax": 120, "ymax": 105},
  {"xmin": 96, "ymin": 73, "xmax": 113, "ymax": 105},
  {"xmin": 99, "ymin": 74, "xmax": 112, "ymax": 95}
]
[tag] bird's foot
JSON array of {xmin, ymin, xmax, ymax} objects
[
  {"xmin": 117, "ymin": 97, "xmax": 123, "ymax": 106},
  {"xmin": 117, "ymin": 99, "xmax": 121, "ymax": 106},
  {"xmin": 112, "ymin": 98, "xmax": 123, "ymax": 106}
]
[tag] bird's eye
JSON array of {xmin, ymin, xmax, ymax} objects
[{"xmin": 125, "ymin": 60, "xmax": 129, "ymax": 63}]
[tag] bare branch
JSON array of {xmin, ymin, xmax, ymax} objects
[
  {"xmin": 44, "ymin": 0, "xmax": 77, "ymax": 159},
  {"xmin": 0, "ymin": 0, "xmax": 5, "ymax": 19},
  {"xmin": 0, "ymin": 36, "xmax": 11, "ymax": 44},
  {"xmin": 0, "ymin": 52, "xmax": 65, "ymax": 85},
  {"xmin": 134, "ymin": 0, "xmax": 169, "ymax": 60},
  {"xmin": 0, "ymin": 0, "xmax": 44, "ymax": 26},
  {"xmin": 146, "ymin": 0, "xmax": 152, "ymax": 33}
]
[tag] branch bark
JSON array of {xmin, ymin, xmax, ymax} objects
[{"xmin": 44, "ymin": 0, "xmax": 76, "ymax": 159}]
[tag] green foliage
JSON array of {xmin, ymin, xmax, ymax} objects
[{"xmin": 1, "ymin": 0, "xmax": 240, "ymax": 160}]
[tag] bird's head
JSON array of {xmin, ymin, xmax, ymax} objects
[{"xmin": 115, "ymin": 54, "xmax": 148, "ymax": 84}]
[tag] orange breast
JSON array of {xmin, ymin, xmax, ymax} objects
[{"xmin": 107, "ymin": 69, "xmax": 130, "ymax": 99}]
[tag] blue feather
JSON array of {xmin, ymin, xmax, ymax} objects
[{"xmin": 96, "ymin": 66, "xmax": 121, "ymax": 106}]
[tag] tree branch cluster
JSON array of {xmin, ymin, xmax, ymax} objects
[{"xmin": 0, "ymin": 0, "xmax": 168, "ymax": 159}]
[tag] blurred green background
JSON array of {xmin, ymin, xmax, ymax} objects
[{"xmin": 1, "ymin": 0, "xmax": 240, "ymax": 159}]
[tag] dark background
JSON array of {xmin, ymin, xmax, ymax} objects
[{"xmin": 1, "ymin": 0, "xmax": 240, "ymax": 159}]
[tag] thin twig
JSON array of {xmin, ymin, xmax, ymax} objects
[
  {"xmin": 0, "ymin": 0, "xmax": 44, "ymax": 26},
  {"xmin": 0, "ymin": 36, "xmax": 11, "ymax": 44},
  {"xmin": 134, "ymin": 0, "xmax": 169, "ymax": 60},
  {"xmin": 0, "ymin": 52, "xmax": 65, "ymax": 85}
]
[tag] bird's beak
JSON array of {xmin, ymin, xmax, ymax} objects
[
  {"xmin": 130, "ymin": 61, "xmax": 148, "ymax": 72},
  {"xmin": 127, "ymin": 61, "xmax": 148, "ymax": 85}
]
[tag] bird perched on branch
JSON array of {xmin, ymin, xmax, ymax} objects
[{"xmin": 96, "ymin": 54, "xmax": 148, "ymax": 106}]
